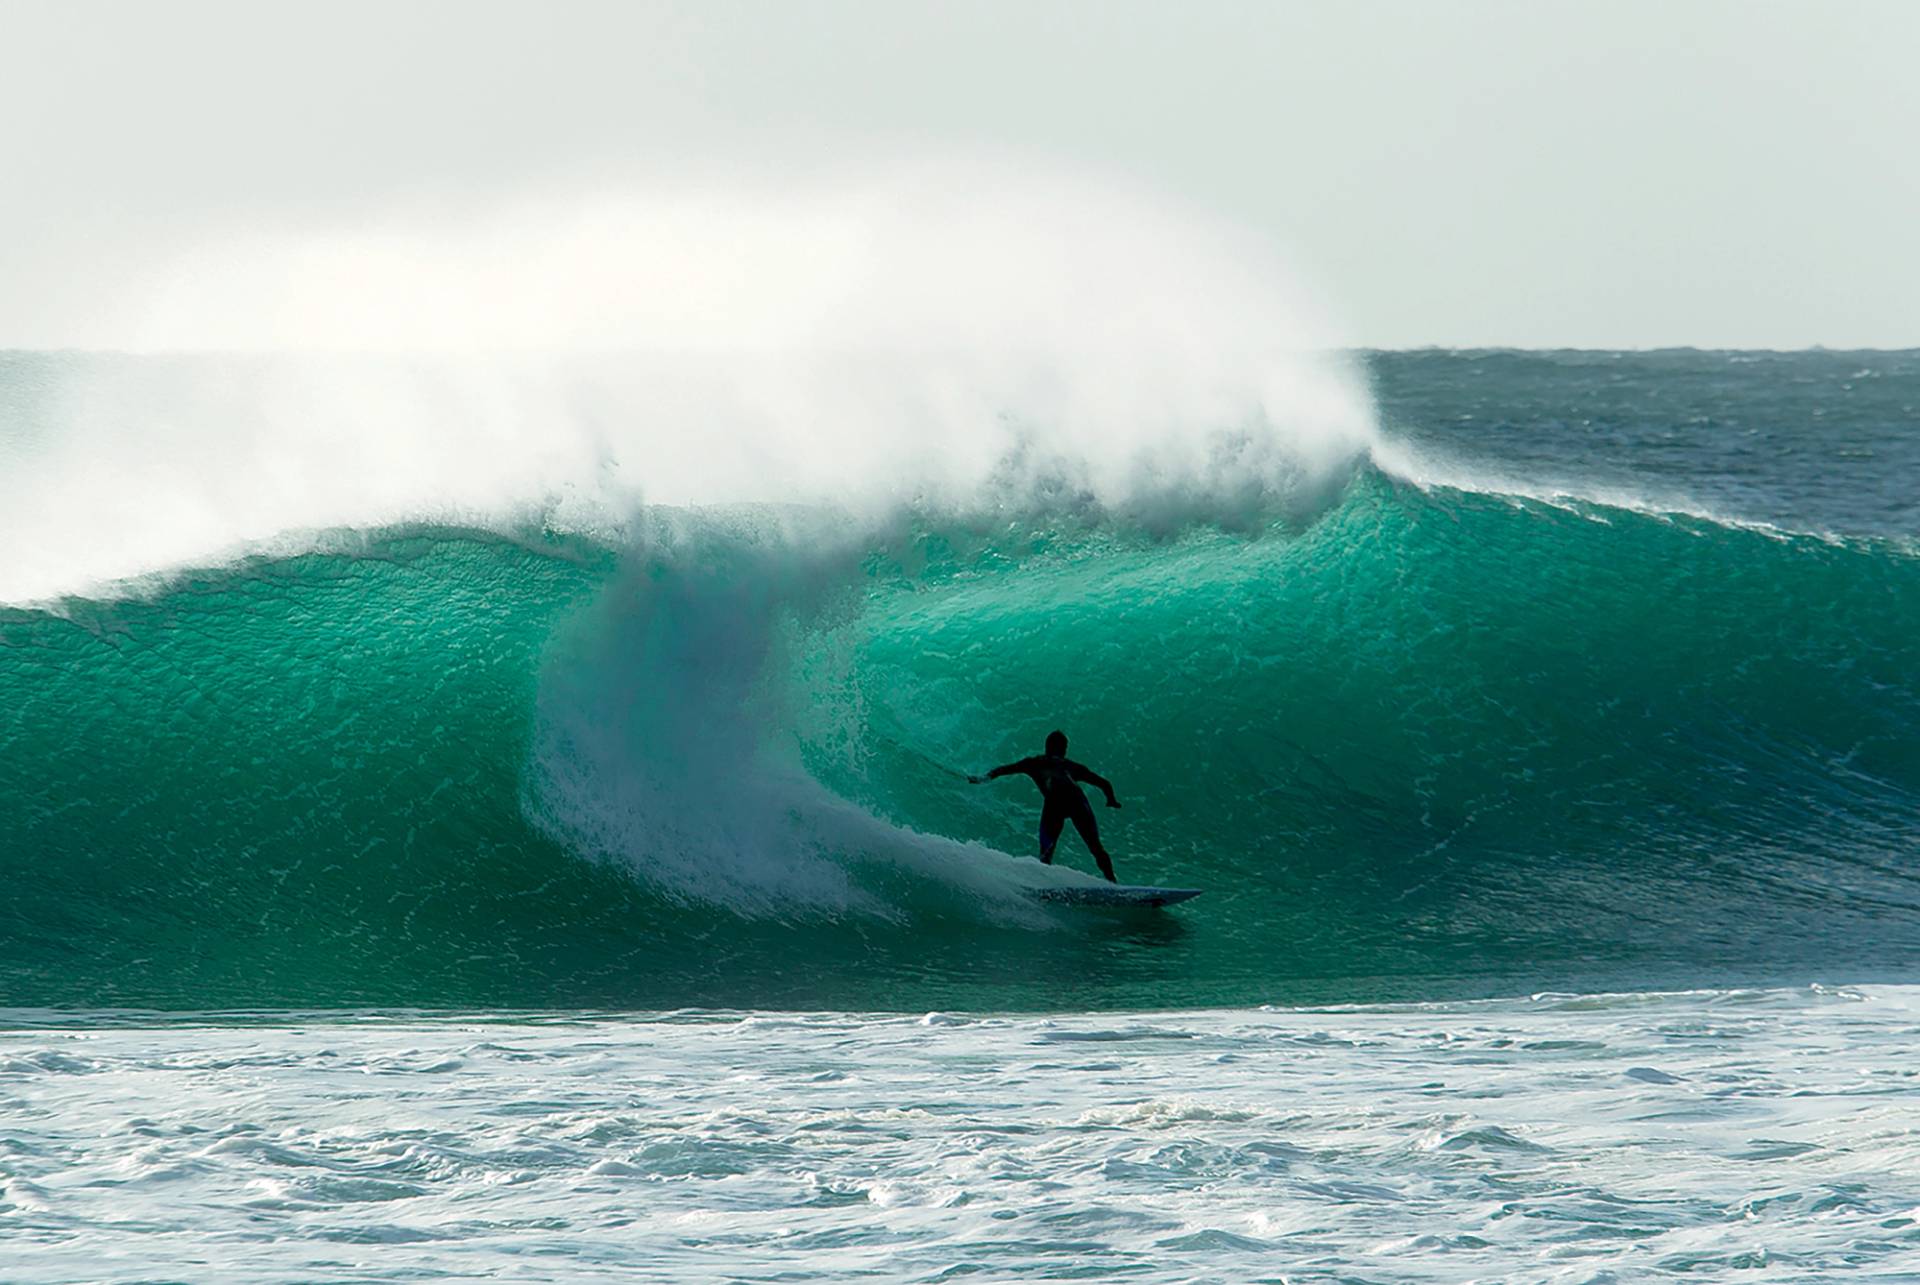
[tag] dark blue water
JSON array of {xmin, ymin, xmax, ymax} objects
[{"xmin": 1370, "ymin": 349, "xmax": 1920, "ymax": 536}]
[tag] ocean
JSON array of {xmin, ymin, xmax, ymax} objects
[{"xmin": 4, "ymin": 348, "xmax": 1918, "ymax": 1279}]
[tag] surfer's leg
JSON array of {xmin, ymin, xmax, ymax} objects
[
  {"xmin": 1037, "ymin": 799, "xmax": 1067, "ymax": 864},
  {"xmin": 1068, "ymin": 801, "xmax": 1117, "ymax": 883}
]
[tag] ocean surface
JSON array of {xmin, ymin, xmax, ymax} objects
[
  {"xmin": 8, "ymin": 988, "xmax": 1920, "ymax": 1283},
  {"xmin": 4, "ymin": 347, "xmax": 1918, "ymax": 1279}
]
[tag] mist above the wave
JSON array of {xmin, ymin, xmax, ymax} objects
[{"xmin": 3, "ymin": 159, "xmax": 1376, "ymax": 601}]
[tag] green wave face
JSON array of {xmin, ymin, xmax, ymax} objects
[
  {"xmin": 805, "ymin": 478, "xmax": 1920, "ymax": 992},
  {"xmin": 6, "ymin": 476, "xmax": 1919, "ymax": 1011}
]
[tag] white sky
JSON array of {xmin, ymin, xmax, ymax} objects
[{"xmin": 4, "ymin": 0, "xmax": 1916, "ymax": 348}]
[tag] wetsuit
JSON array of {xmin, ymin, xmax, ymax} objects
[{"xmin": 984, "ymin": 754, "xmax": 1119, "ymax": 882}]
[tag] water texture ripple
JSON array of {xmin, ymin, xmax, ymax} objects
[{"xmin": 5, "ymin": 986, "xmax": 1918, "ymax": 1282}]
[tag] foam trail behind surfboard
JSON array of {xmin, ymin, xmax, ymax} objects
[{"xmin": 1032, "ymin": 886, "xmax": 1204, "ymax": 908}]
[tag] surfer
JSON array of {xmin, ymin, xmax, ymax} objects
[{"xmin": 970, "ymin": 731, "xmax": 1122, "ymax": 882}]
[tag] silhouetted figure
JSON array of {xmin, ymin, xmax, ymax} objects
[{"xmin": 971, "ymin": 730, "xmax": 1122, "ymax": 882}]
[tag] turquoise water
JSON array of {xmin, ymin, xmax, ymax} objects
[{"xmin": 3, "ymin": 350, "xmax": 1919, "ymax": 1011}]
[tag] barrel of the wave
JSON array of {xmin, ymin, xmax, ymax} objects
[{"xmin": 799, "ymin": 468, "xmax": 1920, "ymax": 989}]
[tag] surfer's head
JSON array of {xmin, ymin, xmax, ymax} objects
[{"xmin": 1045, "ymin": 730, "xmax": 1068, "ymax": 757}]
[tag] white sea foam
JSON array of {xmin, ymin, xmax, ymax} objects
[
  {"xmin": 5, "ymin": 986, "xmax": 1918, "ymax": 1282},
  {"xmin": 0, "ymin": 160, "xmax": 1377, "ymax": 603}
]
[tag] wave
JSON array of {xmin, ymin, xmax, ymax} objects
[
  {"xmin": 5, "ymin": 471, "xmax": 1918, "ymax": 1010},
  {"xmin": 0, "ymin": 166, "xmax": 1373, "ymax": 603}
]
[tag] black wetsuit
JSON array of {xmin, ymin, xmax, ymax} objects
[{"xmin": 985, "ymin": 754, "xmax": 1119, "ymax": 882}]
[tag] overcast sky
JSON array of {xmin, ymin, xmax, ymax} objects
[{"xmin": 5, "ymin": 0, "xmax": 1916, "ymax": 349}]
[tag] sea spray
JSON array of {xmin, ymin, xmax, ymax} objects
[
  {"xmin": 521, "ymin": 509, "xmax": 1042, "ymax": 920},
  {"xmin": 0, "ymin": 164, "xmax": 1374, "ymax": 602}
]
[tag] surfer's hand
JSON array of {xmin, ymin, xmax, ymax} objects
[
  {"xmin": 1106, "ymin": 798, "xmax": 1122, "ymax": 809},
  {"xmin": 968, "ymin": 774, "xmax": 985, "ymax": 785}
]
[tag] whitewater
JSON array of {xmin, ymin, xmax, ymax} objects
[
  {"xmin": 4, "ymin": 184, "xmax": 1919, "ymax": 1280},
  {"xmin": 8, "ymin": 987, "xmax": 1920, "ymax": 1283}
]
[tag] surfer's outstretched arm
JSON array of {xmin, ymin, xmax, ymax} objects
[
  {"xmin": 969, "ymin": 758, "xmax": 1035, "ymax": 785},
  {"xmin": 1069, "ymin": 761, "xmax": 1121, "ymax": 807}
]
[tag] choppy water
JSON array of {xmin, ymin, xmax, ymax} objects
[{"xmin": 8, "ymin": 986, "xmax": 1920, "ymax": 1282}]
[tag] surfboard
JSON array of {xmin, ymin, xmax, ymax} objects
[{"xmin": 1031, "ymin": 885, "xmax": 1204, "ymax": 908}]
